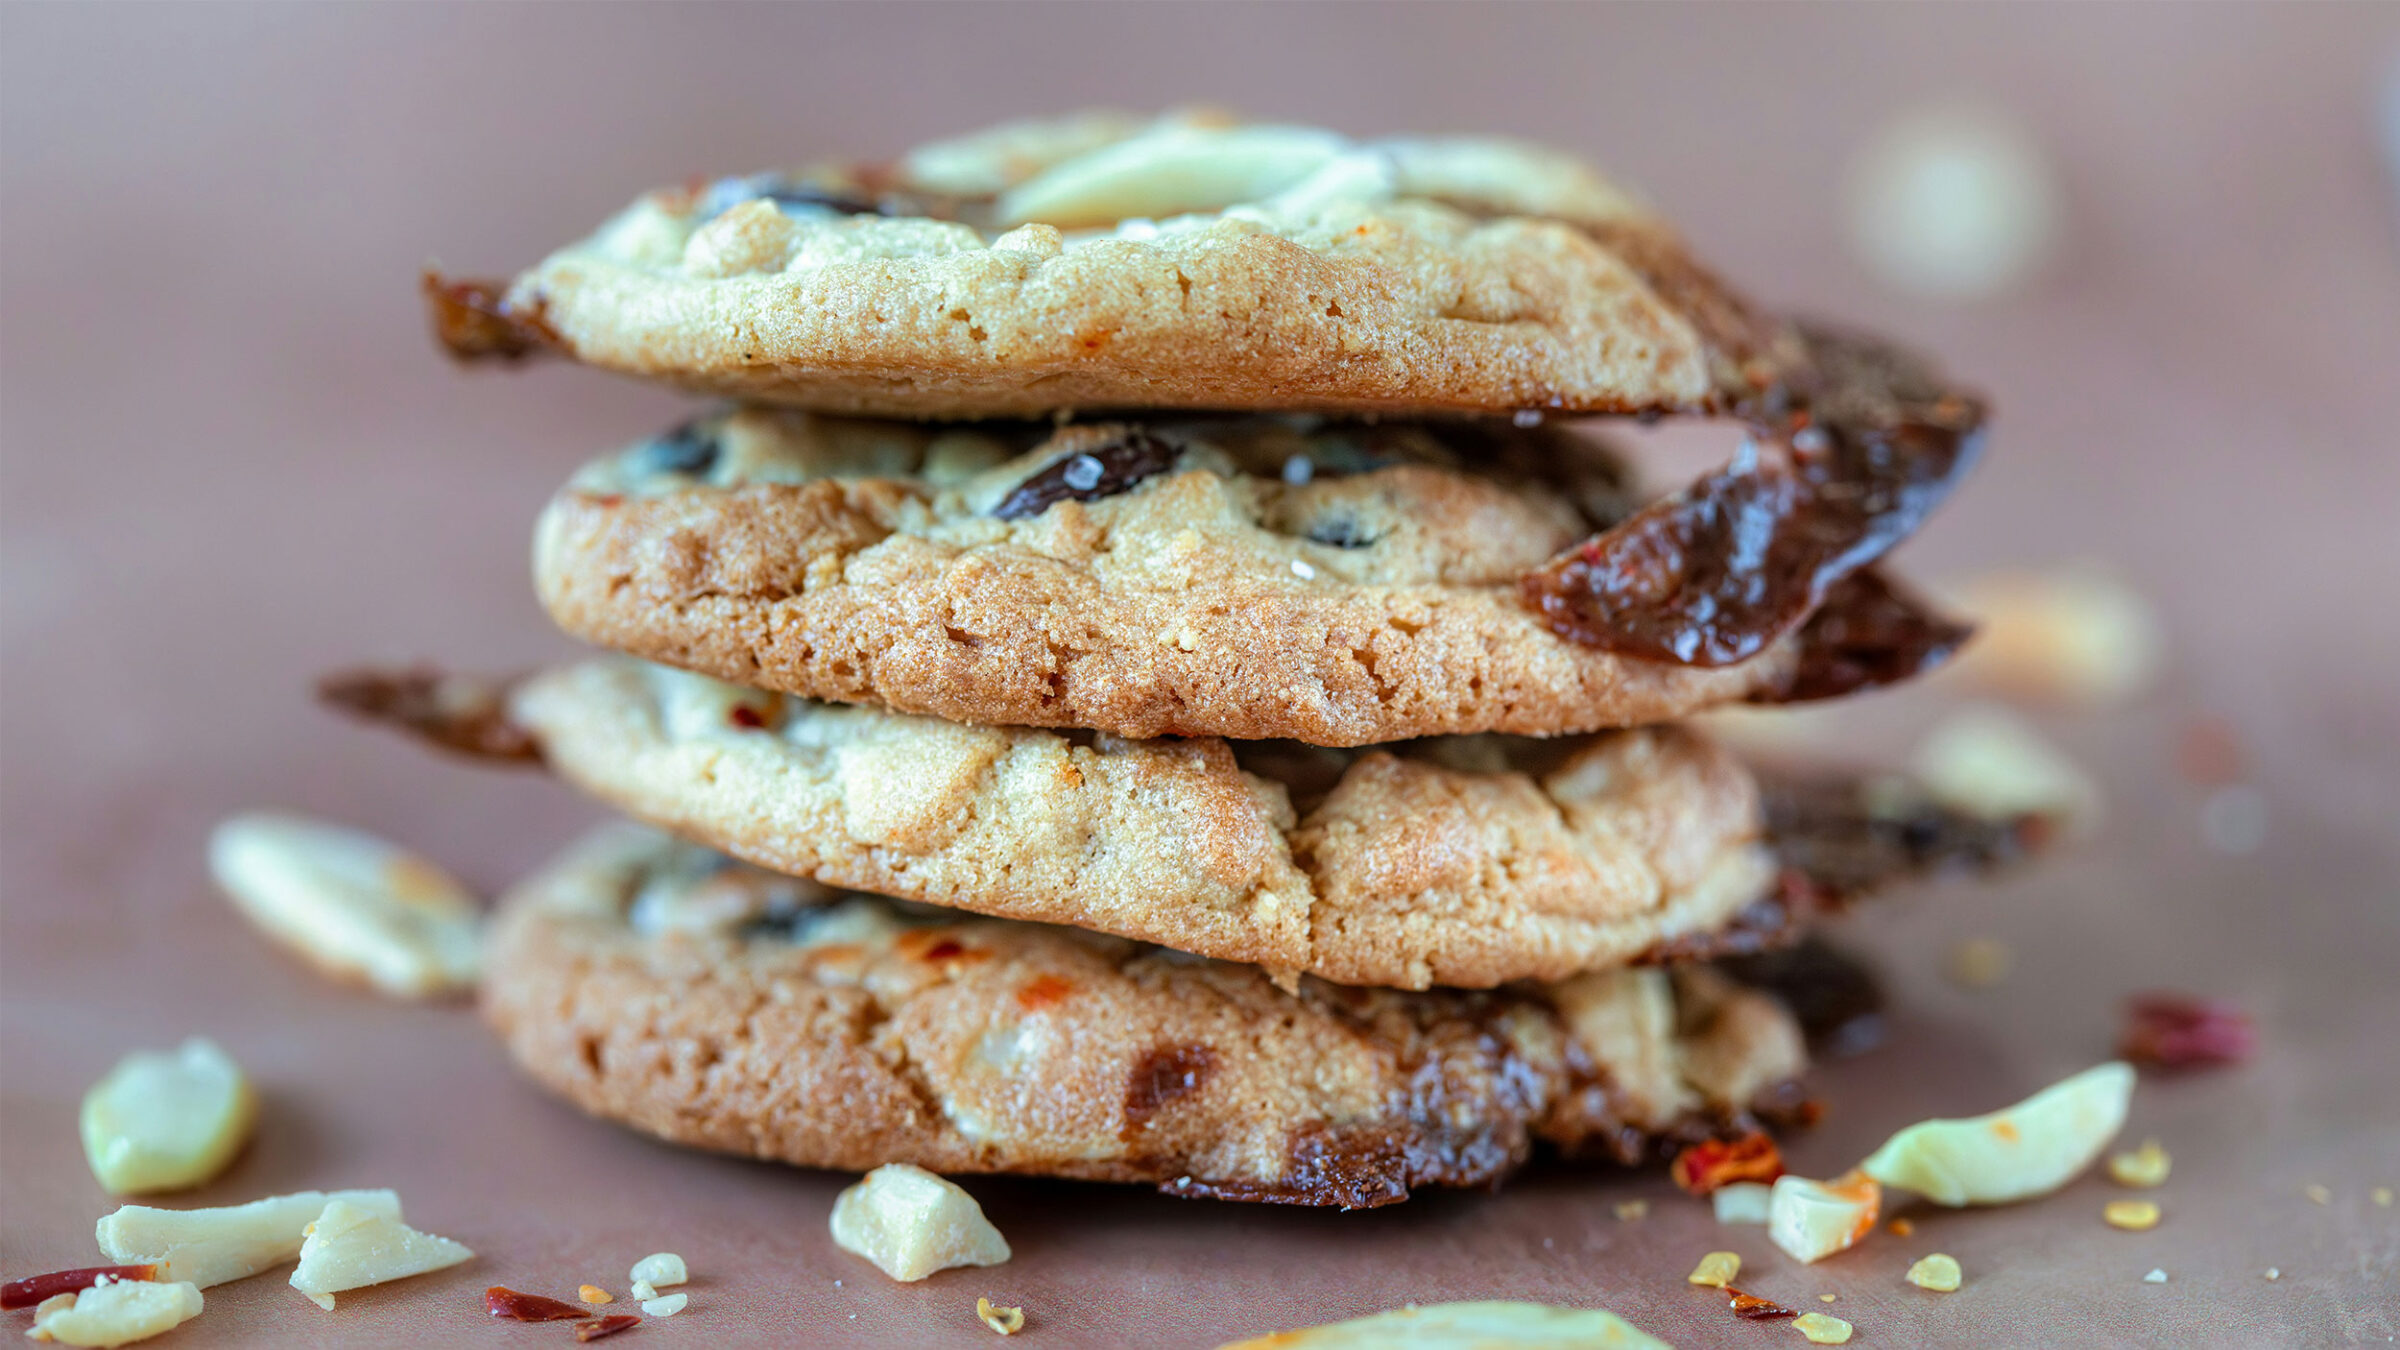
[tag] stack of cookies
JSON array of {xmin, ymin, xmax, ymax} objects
[{"xmin": 343, "ymin": 112, "xmax": 2029, "ymax": 1207}]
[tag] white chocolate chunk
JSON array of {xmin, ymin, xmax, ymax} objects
[
  {"xmin": 829, "ymin": 1164, "xmax": 1010, "ymax": 1282},
  {"xmin": 1712, "ymin": 1180, "xmax": 1775, "ymax": 1225},
  {"xmin": 640, "ymin": 1292, "xmax": 688, "ymax": 1317},
  {"xmin": 29, "ymin": 1279, "xmax": 203, "ymax": 1348},
  {"xmin": 1859, "ymin": 1062, "xmax": 2134, "ymax": 1205},
  {"xmin": 210, "ymin": 813, "xmax": 482, "ymax": 998},
  {"xmin": 1215, "ymin": 1300, "xmax": 1672, "ymax": 1349},
  {"xmin": 627, "ymin": 1252, "xmax": 687, "ymax": 1288},
  {"xmin": 1938, "ymin": 568, "xmax": 2165, "ymax": 708},
  {"xmin": 998, "ymin": 124, "xmax": 1349, "ymax": 228},
  {"xmin": 288, "ymin": 1199, "xmax": 471, "ymax": 1309},
  {"xmin": 1770, "ymin": 1172, "xmax": 1883, "ymax": 1264},
  {"xmin": 79, "ymin": 1039, "xmax": 255, "ymax": 1195},
  {"xmin": 98, "ymin": 1188, "xmax": 401, "ymax": 1289},
  {"xmin": 1912, "ymin": 703, "xmax": 2102, "ymax": 830},
  {"xmin": 1844, "ymin": 104, "xmax": 2062, "ymax": 301}
]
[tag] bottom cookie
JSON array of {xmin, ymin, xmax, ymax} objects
[{"xmin": 485, "ymin": 827, "xmax": 1815, "ymax": 1208}]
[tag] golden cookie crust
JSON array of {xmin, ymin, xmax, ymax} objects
[
  {"xmin": 481, "ymin": 826, "xmax": 1810, "ymax": 1207},
  {"xmin": 444, "ymin": 114, "xmax": 1791, "ymax": 419},
  {"xmin": 534, "ymin": 409, "xmax": 1800, "ymax": 745}
]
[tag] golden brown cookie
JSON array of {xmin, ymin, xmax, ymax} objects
[
  {"xmin": 532, "ymin": 409, "xmax": 1826, "ymax": 746},
  {"xmin": 430, "ymin": 112, "xmax": 1793, "ymax": 419},
  {"xmin": 481, "ymin": 826, "xmax": 1812, "ymax": 1207}
]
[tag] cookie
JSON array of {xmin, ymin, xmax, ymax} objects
[
  {"xmin": 429, "ymin": 111, "xmax": 1796, "ymax": 419},
  {"xmin": 331, "ymin": 658, "xmax": 1775, "ymax": 991},
  {"xmin": 530, "ymin": 409, "xmax": 1953, "ymax": 746},
  {"xmin": 481, "ymin": 825, "xmax": 1813, "ymax": 1208}
]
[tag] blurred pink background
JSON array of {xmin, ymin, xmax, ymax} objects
[{"xmin": 5, "ymin": 5, "xmax": 2397, "ymax": 1345}]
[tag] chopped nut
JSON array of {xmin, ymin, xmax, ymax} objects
[
  {"xmin": 1770, "ymin": 1171, "xmax": 1882, "ymax": 1264},
  {"xmin": 627, "ymin": 1252, "xmax": 687, "ymax": 1288},
  {"xmin": 1713, "ymin": 1182, "xmax": 1775, "ymax": 1226},
  {"xmin": 2142, "ymin": 1268, "xmax": 2168, "ymax": 1283},
  {"xmin": 2264, "ymin": 1268, "xmax": 2280, "ymax": 1281},
  {"xmin": 1613, "ymin": 1199, "xmax": 1649, "ymax": 1222},
  {"xmin": 831, "ymin": 1164, "xmax": 1010, "ymax": 1283},
  {"xmin": 629, "ymin": 1279, "xmax": 657, "ymax": 1301},
  {"xmin": 2119, "ymin": 994, "xmax": 2255, "ymax": 1069},
  {"xmin": 1793, "ymin": 1311, "xmax": 1854, "ymax": 1344},
  {"xmin": 2304, "ymin": 1184, "xmax": 2331, "ymax": 1206},
  {"xmin": 27, "ymin": 1278, "xmax": 204, "ymax": 1348},
  {"xmin": 1687, "ymin": 1252, "xmax": 1741, "ymax": 1288},
  {"xmin": 1905, "ymin": 1253, "xmax": 1963, "ymax": 1292},
  {"xmin": 578, "ymin": 1284, "xmax": 613, "ymax": 1305},
  {"xmin": 289, "ymin": 1199, "xmax": 472, "ymax": 1309},
  {"xmin": 640, "ymin": 1292, "xmax": 688, "ymax": 1318},
  {"xmin": 1858, "ymin": 1062, "xmax": 2134, "ymax": 1205},
  {"xmin": 1214, "ymin": 1301, "xmax": 1673, "ymax": 1348},
  {"xmin": 1887, "ymin": 1218, "xmax": 1915, "ymax": 1237},
  {"xmin": 977, "ymin": 1296, "xmax": 1026, "ymax": 1335},
  {"xmin": 1938, "ymin": 568, "xmax": 2164, "ymax": 708},
  {"xmin": 2107, "ymin": 1139, "xmax": 2171, "ymax": 1188},
  {"xmin": 1912, "ymin": 703, "xmax": 2101, "ymax": 831},
  {"xmin": 2374, "ymin": 1188, "xmax": 2394, "ymax": 1208},
  {"xmin": 2103, "ymin": 1200, "xmax": 2162, "ymax": 1231},
  {"xmin": 3, "ymin": 1267, "xmax": 160, "ymax": 1312},
  {"xmin": 1944, "ymin": 937, "xmax": 2014, "ymax": 989},
  {"xmin": 98, "ymin": 1189, "xmax": 401, "ymax": 1289},
  {"xmin": 1672, "ymin": 1132, "xmax": 1786, "ymax": 1196},
  {"xmin": 209, "ymin": 813, "xmax": 482, "ymax": 998},
  {"xmin": 79, "ymin": 1039, "xmax": 256, "ymax": 1195}
]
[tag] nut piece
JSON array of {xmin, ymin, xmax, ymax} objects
[
  {"xmin": 627, "ymin": 1253, "xmax": 687, "ymax": 1288},
  {"xmin": 2104, "ymin": 1200, "xmax": 2162, "ymax": 1231},
  {"xmin": 289, "ymin": 1199, "xmax": 473, "ymax": 1309},
  {"xmin": 1937, "ymin": 568, "xmax": 2164, "ymax": 707},
  {"xmin": 98, "ymin": 1189, "xmax": 401, "ymax": 1289},
  {"xmin": 1905, "ymin": 1253, "xmax": 1963, "ymax": 1292},
  {"xmin": 1793, "ymin": 1310, "xmax": 1855, "ymax": 1345},
  {"xmin": 79, "ymin": 1039, "xmax": 256, "ymax": 1195},
  {"xmin": 977, "ymin": 1296, "xmax": 1026, "ymax": 1335},
  {"xmin": 1214, "ymin": 1301, "xmax": 1673, "ymax": 1349},
  {"xmin": 209, "ymin": 813, "xmax": 482, "ymax": 999},
  {"xmin": 628, "ymin": 1280, "xmax": 657, "ymax": 1301},
  {"xmin": 1858, "ymin": 1062, "xmax": 2134, "ymax": 1206},
  {"xmin": 2143, "ymin": 1268, "xmax": 2168, "ymax": 1283},
  {"xmin": 640, "ymin": 1292, "xmax": 688, "ymax": 1317},
  {"xmin": 578, "ymin": 1284, "xmax": 613, "ymax": 1305},
  {"xmin": 1712, "ymin": 1182, "xmax": 1775, "ymax": 1226},
  {"xmin": 1687, "ymin": 1252, "xmax": 1741, "ymax": 1288},
  {"xmin": 830, "ymin": 1164, "xmax": 1011, "ymax": 1283},
  {"xmin": 1770, "ymin": 1172, "xmax": 1883, "ymax": 1264},
  {"xmin": 1912, "ymin": 703, "xmax": 2102, "ymax": 831},
  {"xmin": 28, "ymin": 1278, "xmax": 203, "ymax": 1348},
  {"xmin": 2108, "ymin": 1139, "xmax": 2172, "ymax": 1188}
]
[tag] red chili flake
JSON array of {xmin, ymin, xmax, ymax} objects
[
  {"xmin": 727, "ymin": 704, "xmax": 767, "ymax": 729},
  {"xmin": 1726, "ymin": 1287, "xmax": 1799, "ymax": 1320},
  {"xmin": 576, "ymin": 1315, "xmax": 642, "ymax": 1342},
  {"xmin": 486, "ymin": 1286, "xmax": 591, "ymax": 1321},
  {"xmin": 1671, "ymin": 1131, "xmax": 1786, "ymax": 1196},
  {"xmin": 2175, "ymin": 717, "xmax": 2246, "ymax": 787},
  {"xmin": 2, "ymin": 1265, "xmax": 158, "ymax": 1310},
  {"xmin": 2120, "ymin": 993, "xmax": 2257, "ymax": 1069}
]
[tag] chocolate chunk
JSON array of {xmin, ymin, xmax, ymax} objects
[
  {"xmin": 991, "ymin": 431, "xmax": 1180, "ymax": 521},
  {"xmin": 1122, "ymin": 1044, "xmax": 1216, "ymax": 1133},
  {"xmin": 421, "ymin": 269, "xmax": 560, "ymax": 363},
  {"xmin": 1522, "ymin": 324, "xmax": 1985, "ymax": 668},
  {"xmin": 317, "ymin": 668, "xmax": 542, "ymax": 764},
  {"xmin": 633, "ymin": 421, "xmax": 722, "ymax": 478},
  {"xmin": 1719, "ymin": 937, "xmax": 1887, "ymax": 1057},
  {"xmin": 1760, "ymin": 772, "xmax": 2043, "ymax": 908}
]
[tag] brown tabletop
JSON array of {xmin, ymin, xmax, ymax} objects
[{"xmin": 4, "ymin": 5, "xmax": 2397, "ymax": 1346}]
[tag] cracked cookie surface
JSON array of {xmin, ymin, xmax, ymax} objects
[
  {"xmin": 481, "ymin": 826, "xmax": 1811, "ymax": 1207},
  {"xmin": 436, "ymin": 111, "xmax": 1793, "ymax": 418},
  {"xmin": 534, "ymin": 408, "xmax": 1809, "ymax": 745}
]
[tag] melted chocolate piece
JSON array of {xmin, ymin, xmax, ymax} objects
[
  {"xmin": 991, "ymin": 431, "xmax": 1180, "ymax": 521},
  {"xmin": 632, "ymin": 420, "xmax": 722, "ymax": 478},
  {"xmin": 1523, "ymin": 324, "xmax": 1985, "ymax": 668},
  {"xmin": 1122, "ymin": 1044, "xmax": 1217, "ymax": 1134},
  {"xmin": 1760, "ymin": 772, "xmax": 2044, "ymax": 909},
  {"xmin": 421, "ymin": 270, "xmax": 560, "ymax": 363},
  {"xmin": 317, "ymin": 668, "xmax": 541, "ymax": 764},
  {"xmin": 1720, "ymin": 938, "xmax": 1887, "ymax": 1057},
  {"xmin": 1756, "ymin": 566, "xmax": 1974, "ymax": 703}
]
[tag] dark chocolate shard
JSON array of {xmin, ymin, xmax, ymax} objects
[
  {"xmin": 1759, "ymin": 771, "xmax": 2044, "ymax": 909},
  {"xmin": 991, "ymin": 430, "xmax": 1180, "ymax": 521},
  {"xmin": 1719, "ymin": 937, "xmax": 1887, "ymax": 1057},
  {"xmin": 317, "ymin": 668, "xmax": 541, "ymax": 764},
  {"xmin": 421, "ymin": 269, "xmax": 560, "ymax": 363},
  {"xmin": 1522, "ymin": 324, "xmax": 1985, "ymax": 668},
  {"xmin": 630, "ymin": 420, "xmax": 723, "ymax": 479},
  {"xmin": 1757, "ymin": 566, "xmax": 1975, "ymax": 703}
]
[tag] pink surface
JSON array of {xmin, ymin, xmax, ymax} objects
[{"xmin": 4, "ymin": 5, "xmax": 2397, "ymax": 1345}]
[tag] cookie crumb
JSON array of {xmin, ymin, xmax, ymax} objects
[
  {"xmin": 1794, "ymin": 1310, "xmax": 1854, "ymax": 1344},
  {"xmin": 2104, "ymin": 1200, "xmax": 2161, "ymax": 1231},
  {"xmin": 977, "ymin": 1297, "xmax": 1025, "ymax": 1335},
  {"xmin": 1613, "ymin": 1199, "xmax": 1649, "ymax": 1222},
  {"xmin": 2143, "ymin": 1268, "xmax": 2168, "ymax": 1284},
  {"xmin": 1906, "ymin": 1253, "xmax": 1963, "ymax": 1292},
  {"xmin": 579, "ymin": 1285, "xmax": 613, "ymax": 1305},
  {"xmin": 2107, "ymin": 1139, "xmax": 2171, "ymax": 1188},
  {"xmin": 1687, "ymin": 1252, "xmax": 1740, "ymax": 1288},
  {"xmin": 2304, "ymin": 1184, "xmax": 2331, "ymax": 1206}
]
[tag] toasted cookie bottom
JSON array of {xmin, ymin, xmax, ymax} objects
[{"xmin": 483, "ymin": 827, "xmax": 1812, "ymax": 1208}]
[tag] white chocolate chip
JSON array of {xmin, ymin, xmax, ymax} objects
[
  {"xmin": 28, "ymin": 1279, "xmax": 204, "ymax": 1348},
  {"xmin": 99, "ymin": 1189, "xmax": 400, "ymax": 1289},
  {"xmin": 1770, "ymin": 1172, "xmax": 1883, "ymax": 1264},
  {"xmin": 1712, "ymin": 1181, "xmax": 1775, "ymax": 1226},
  {"xmin": 1912, "ymin": 703, "xmax": 2102, "ymax": 831},
  {"xmin": 79, "ymin": 1039, "xmax": 255, "ymax": 1195},
  {"xmin": 209, "ymin": 813, "xmax": 481, "ymax": 999},
  {"xmin": 628, "ymin": 1252, "xmax": 687, "ymax": 1288},
  {"xmin": 829, "ymin": 1164, "xmax": 1011, "ymax": 1282},
  {"xmin": 288, "ymin": 1199, "xmax": 472, "ymax": 1310}
]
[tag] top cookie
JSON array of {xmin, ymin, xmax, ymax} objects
[{"xmin": 429, "ymin": 110, "xmax": 1794, "ymax": 418}]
